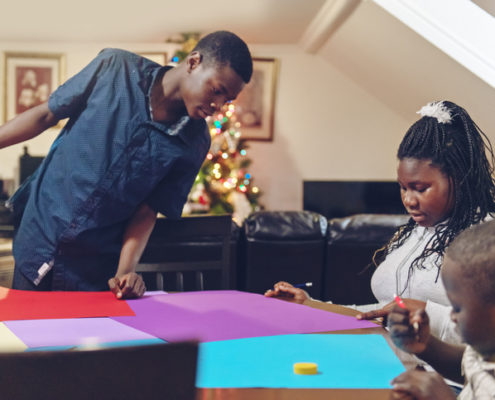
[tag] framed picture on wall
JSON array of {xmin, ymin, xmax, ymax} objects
[
  {"xmin": 233, "ymin": 57, "xmax": 278, "ymax": 141},
  {"xmin": 3, "ymin": 52, "xmax": 65, "ymax": 123},
  {"xmin": 139, "ymin": 52, "xmax": 168, "ymax": 66}
]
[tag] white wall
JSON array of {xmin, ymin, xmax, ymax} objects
[
  {"xmin": 247, "ymin": 44, "xmax": 409, "ymax": 211},
  {"xmin": 0, "ymin": 41, "xmax": 177, "ymax": 187}
]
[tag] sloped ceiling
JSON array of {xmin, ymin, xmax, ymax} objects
[
  {"xmin": 1, "ymin": 0, "xmax": 493, "ymax": 130},
  {"xmin": 315, "ymin": 0, "xmax": 495, "ymax": 130},
  {"xmin": 0, "ymin": 0, "xmax": 326, "ymax": 44}
]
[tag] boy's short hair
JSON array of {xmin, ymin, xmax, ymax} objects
[
  {"xmin": 193, "ymin": 30, "xmax": 253, "ymax": 84},
  {"xmin": 446, "ymin": 219, "xmax": 495, "ymax": 304}
]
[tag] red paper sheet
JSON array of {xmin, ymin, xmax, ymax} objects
[{"xmin": 0, "ymin": 287, "xmax": 135, "ymax": 321}]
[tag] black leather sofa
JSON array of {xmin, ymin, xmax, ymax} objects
[
  {"xmin": 238, "ymin": 211, "xmax": 328, "ymax": 300},
  {"xmin": 322, "ymin": 213, "xmax": 409, "ymax": 304},
  {"xmin": 238, "ymin": 211, "xmax": 409, "ymax": 305}
]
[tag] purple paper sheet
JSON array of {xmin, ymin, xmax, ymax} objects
[
  {"xmin": 112, "ymin": 290, "xmax": 376, "ymax": 342},
  {"xmin": 5, "ymin": 317, "xmax": 158, "ymax": 348}
]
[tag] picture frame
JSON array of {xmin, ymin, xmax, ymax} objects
[
  {"xmin": 3, "ymin": 52, "xmax": 65, "ymax": 123},
  {"xmin": 234, "ymin": 57, "xmax": 278, "ymax": 141},
  {"xmin": 139, "ymin": 52, "xmax": 168, "ymax": 66}
]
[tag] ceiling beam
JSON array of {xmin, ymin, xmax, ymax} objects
[{"xmin": 299, "ymin": 0, "xmax": 361, "ymax": 53}]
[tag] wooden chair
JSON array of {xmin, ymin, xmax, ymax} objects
[
  {"xmin": 0, "ymin": 342, "xmax": 198, "ymax": 400},
  {"xmin": 137, "ymin": 214, "xmax": 232, "ymax": 291}
]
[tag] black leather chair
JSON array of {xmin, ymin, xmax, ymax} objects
[
  {"xmin": 240, "ymin": 211, "xmax": 328, "ymax": 299},
  {"xmin": 137, "ymin": 214, "xmax": 232, "ymax": 291},
  {"xmin": 322, "ymin": 213, "xmax": 409, "ymax": 305}
]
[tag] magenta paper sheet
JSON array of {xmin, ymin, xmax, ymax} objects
[{"xmin": 112, "ymin": 290, "xmax": 376, "ymax": 342}]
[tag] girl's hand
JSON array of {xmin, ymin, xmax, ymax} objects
[
  {"xmin": 264, "ymin": 281, "xmax": 310, "ymax": 304},
  {"xmin": 356, "ymin": 298, "xmax": 426, "ymax": 321}
]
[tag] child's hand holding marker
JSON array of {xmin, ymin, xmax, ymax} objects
[
  {"xmin": 387, "ymin": 294, "xmax": 431, "ymax": 355},
  {"xmin": 394, "ymin": 294, "xmax": 420, "ymax": 334}
]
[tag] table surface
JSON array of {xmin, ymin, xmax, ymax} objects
[{"xmin": 197, "ymin": 299, "xmax": 405, "ymax": 400}]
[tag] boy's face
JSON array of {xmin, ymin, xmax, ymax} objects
[
  {"xmin": 442, "ymin": 256, "xmax": 495, "ymax": 357},
  {"xmin": 397, "ymin": 158, "xmax": 454, "ymax": 227},
  {"xmin": 181, "ymin": 52, "xmax": 245, "ymax": 120}
]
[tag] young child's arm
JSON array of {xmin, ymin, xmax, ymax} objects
[
  {"xmin": 264, "ymin": 281, "xmax": 310, "ymax": 304},
  {"xmin": 388, "ymin": 305, "xmax": 465, "ymax": 383},
  {"xmin": 108, "ymin": 203, "xmax": 157, "ymax": 299},
  {"xmin": 0, "ymin": 102, "xmax": 59, "ymax": 149},
  {"xmin": 390, "ymin": 370, "xmax": 457, "ymax": 400}
]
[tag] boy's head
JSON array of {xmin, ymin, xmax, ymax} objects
[
  {"xmin": 193, "ymin": 31, "xmax": 253, "ymax": 85},
  {"xmin": 180, "ymin": 31, "xmax": 253, "ymax": 119},
  {"xmin": 441, "ymin": 219, "xmax": 495, "ymax": 357}
]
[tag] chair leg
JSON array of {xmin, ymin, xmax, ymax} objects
[
  {"xmin": 156, "ymin": 273, "xmax": 164, "ymax": 291},
  {"xmin": 176, "ymin": 272, "xmax": 184, "ymax": 291},
  {"xmin": 196, "ymin": 271, "xmax": 204, "ymax": 291}
]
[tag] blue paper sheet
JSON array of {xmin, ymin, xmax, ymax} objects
[{"xmin": 197, "ymin": 334, "xmax": 405, "ymax": 389}]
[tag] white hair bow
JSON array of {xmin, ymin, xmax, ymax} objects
[{"xmin": 416, "ymin": 101, "xmax": 452, "ymax": 124}]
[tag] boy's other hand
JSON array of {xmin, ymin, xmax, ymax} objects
[
  {"xmin": 387, "ymin": 305, "xmax": 431, "ymax": 354},
  {"xmin": 390, "ymin": 370, "xmax": 456, "ymax": 400},
  {"xmin": 108, "ymin": 273, "xmax": 146, "ymax": 300},
  {"xmin": 264, "ymin": 281, "xmax": 309, "ymax": 304}
]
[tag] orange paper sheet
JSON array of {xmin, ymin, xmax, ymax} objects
[{"xmin": 0, "ymin": 287, "xmax": 135, "ymax": 321}]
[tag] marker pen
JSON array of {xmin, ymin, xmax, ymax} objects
[
  {"xmin": 294, "ymin": 282, "xmax": 313, "ymax": 289},
  {"xmin": 394, "ymin": 294, "xmax": 419, "ymax": 333}
]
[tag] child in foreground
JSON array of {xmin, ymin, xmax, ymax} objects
[{"xmin": 387, "ymin": 219, "xmax": 495, "ymax": 399}]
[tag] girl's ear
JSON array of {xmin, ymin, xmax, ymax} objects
[{"xmin": 186, "ymin": 51, "xmax": 202, "ymax": 72}]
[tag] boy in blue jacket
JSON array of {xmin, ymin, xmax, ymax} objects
[{"xmin": 0, "ymin": 31, "xmax": 252, "ymax": 299}]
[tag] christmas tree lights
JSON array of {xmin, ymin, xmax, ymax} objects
[{"xmin": 184, "ymin": 103, "xmax": 262, "ymax": 224}]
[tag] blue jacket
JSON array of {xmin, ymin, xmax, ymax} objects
[{"xmin": 12, "ymin": 49, "xmax": 210, "ymax": 289}]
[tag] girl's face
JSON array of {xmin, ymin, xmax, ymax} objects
[
  {"xmin": 397, "ymin": 158, "xmax": 454, "ymax": 227},
  {"xmin": 442, "ymin": 256, "xmax": 495, "ymax": 358}
]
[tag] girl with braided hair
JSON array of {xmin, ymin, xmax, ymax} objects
[{"xmin": 266, "ymin": 100, "xmax": 495, "ymax": 344}]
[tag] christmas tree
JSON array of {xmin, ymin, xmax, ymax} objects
[{"xmin": 184, "ymin": 102, "xmax": 262, "ymax": 224}]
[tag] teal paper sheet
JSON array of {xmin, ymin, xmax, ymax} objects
[{"xmin": 197, "ymin": 334, "xmax": 405, "ymax": 389}]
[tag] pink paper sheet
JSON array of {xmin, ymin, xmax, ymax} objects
[{"xmin": 113, "ymin": 290, "xmax": 376, "ymax": 342}]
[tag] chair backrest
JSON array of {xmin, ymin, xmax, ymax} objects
[
  {"xmin": 137, "ymin": 215, "xmax": 232, "ymax": 291},
  {"xmin": 0, "ymin": 342, "xmax": 198, "ymax": 400},
  {"xmin": 241, "ymin": 211, "xmax": 328, "ymax": 298},
  {"xmin": 323, "ymin": 213, "xmax": 409, "ymax": 304}
]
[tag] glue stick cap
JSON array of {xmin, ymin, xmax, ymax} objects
[{"xmin": 293, "ymin": 362, "xmax": 318, "ymax": 375}]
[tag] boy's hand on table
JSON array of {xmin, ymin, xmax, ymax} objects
[
  {"xmin": 264, "ymin": 281, "xmax": 309, "ymax": 304},
  {"xmin": 108, "ymin": 272, "xmax": 146, "ymax": 299},
  {"xmin": 390, "ymin": 370, "xmax": 456, "ymax": 400},
  {"xmin": 387, "ymin": 305, "xmax": 431, "ymax": 355}
]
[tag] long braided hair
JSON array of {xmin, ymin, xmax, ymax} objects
[{"xmin": 374, "ymin": 101, "xmax": 495, "ymax": 286}]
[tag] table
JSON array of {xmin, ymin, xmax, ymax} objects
[
  {"xmin": 197, "ymin": 299, "xmax": 404, "ymax": 400},
  {"xmin": 2, "ymin": 289, "xmax": 409, "ymax": 399}
]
